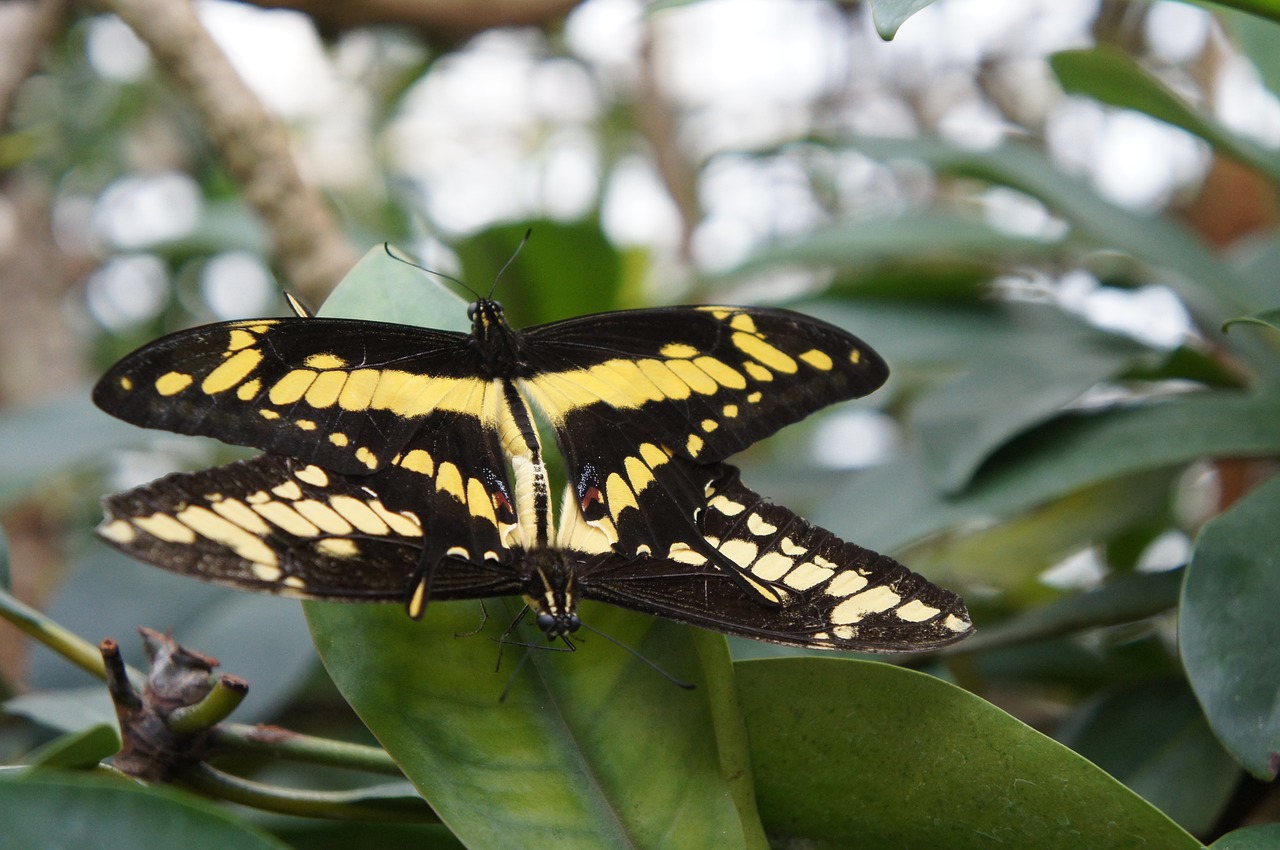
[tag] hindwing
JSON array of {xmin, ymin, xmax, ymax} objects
[{"xmin": 576, "ymin": 465, "xmax": 973, "ymax": 651}]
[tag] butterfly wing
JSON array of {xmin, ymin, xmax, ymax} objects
[
  {"xmin": 96, "ymin": 454, "xmax": 525, "ymax": 610},
  {"xmin": 574, "ymin": 465, "xmax": 972, "ymax": 651}
]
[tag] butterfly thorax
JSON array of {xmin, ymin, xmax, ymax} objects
[
  {"xmin": 467, "ymin": 299, "xmax": 527, "ymax": 378},
  {"xmin": 521, "ymin": 547, "xmax": 581, "ymax": 639}
]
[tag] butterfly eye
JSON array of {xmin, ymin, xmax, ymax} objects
[
  {"xmin": 566, "ymin": 613, "xmax": 581, "ymax": 633},
  {"xmin": 466, "ymin": 302, "xmax": 479, "ymax": 320},
  {"xmin": 536, "ymin": 611, "xmax": 557, "ymax": 634}
]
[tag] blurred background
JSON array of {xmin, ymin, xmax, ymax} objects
[{"xmin": 2, "ymin": 0, "xmax": 1280, "ymax": 841}]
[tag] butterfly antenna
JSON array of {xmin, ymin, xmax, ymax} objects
[
  {"xmin": 578, "ymin": 623, "xmax": 696, "ymax": 691},
  {"xmin": 382, "ymin": 242, "xmax": 481, "ymax": 300},
  {"xmin": 498, "ymin": 650, "xmax": 531, "ymax": 703},
  {"xmin": 488, "ymin": 228, "xmax": 532, "ymax": 299}
]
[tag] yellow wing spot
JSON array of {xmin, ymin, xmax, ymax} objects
[
  {"xmin": 271, "ymin": 480, "xmax": 304, "ymax": 501},
  {"xmin": 686, "ymin": 433, "xmax": 704, "ymax": 457},
  {"xmin": 399, "ymin": 449, "xmax": 435, "ymax": 476},
  {"xmin": 175, "ymin": 505, "xmax": 278, "ymax": 566},
  {"xmin": 210, "ymin": 498, "xmax": 272, "ymax": 535},
  {"xmin": 701, "ymin": 419, "xmax": 719, "ymax": 433},
  {"xmin": 944, "ymin": 614, "xmax": 970, "ymax": 632},
  {"xmin": 329, "ymin": 432, "xmax": 349, "ymax": 447},
  {"xmin": 832, "ymin": 626, "xmax": 855, "ymax": 640},
  {"xmin": 436, "ymin": 462, "xmax": 466, "ymax": 502},
  {"xmin": 734, "ymin": 332, "xmax": 797, "ymax": 374},
  {"xmin": 237, "ymin": 378, "xmax": 262, "ymax": 401},
  {"xmin": 637, "ymin": 359, "xmax": 692, "ymax": 400},
  {"xmin": 295, "ymin": 419, "xmax": 317, "ymax": 431},
  {"xmin": 245, "ymin": 490, "xmax": 271, "ymax": 505},
  {"xmin": 722, "ymin": 404, "xmax": 739, "ymax": 418},
  {"xmin": 354, "ymin": 446, "xmax": 379, "ymax": 469},
  {"xmin": 316, "ymin": 538, "xmax": 360, "ymax": 558},
  {"xmin": 304, "ymin": 370, "xmax": 347, "ymax": 408},
  {"xmin": 747, "ymin": 391, "xmax": 762, "ymax": 403},
  {"xmin": 825, "ymin": 571, "xmax": 869, "ymax": 597},
  {"xmin": 709, "ymin": 494, "xmax": 745, "ymax": 516},
  {"xmin": 202, "ymin": 348, "xmax": 264, "ymax": 395},
  {"xmin": 728, "ymin": 312, "xmax": 758, "ymax": 333},
  {"xmin": 407, "ymin": 579, "xmax": 429, "ymax": 619},
  {"xmin": 269, "ymin": 369, "xmax": 318, "ymax": 405},
  {"xmin": 367, "ymin": 501, "xmax": 424, "ymax": 537},
  {"xmin": 831, "ymin": 586, "xmax": 902, "ymax": 624},
  {"xmin": 338, "ymin": 369, "xmax": 380, "ymax": 411},
  {"xmin": 247, "ymin": 323, "xmax": 273, "ymax": 334},
  {"xmin": 697, "ymin": 306, "xmax": 734, "ymax": 320},
  {"xmin": 329, "ymin": 495, "xmax": 391, "ymax": 535},
  {"xmin": 294, "ymin": 465, "xmax": 329, "ymax": 487},
  {"xmin": 780, "ymin": 537, "xmax": 807, "ymax": 556},
  {"xmin": 747, "ymin": 513, "xmax": 778, "ymax": 536},
  {"xmin": 446, "ymin": 545, "xmax": 470, "ymax": 559},
  {"xmin": 660, "ymin": 342, "xmax": 699, "ymax": 359},
  {"xmin": 719, "ymin": 538, "xmax": 759, "ymax": 567},
  {"xmin": 896, "ymin": 599, "xmax": 942, "ymax": 622},
  {"xmin": 467, "ymin": 478, "xmax": 498, "ymax": 526},
  {"xmin": 155, "ymin": 371, "xmax": 193, "ymax": 396},
  {"xmin": 251, "ymin": 562, "xmax": 284, "ymax": 582},
  {"xmin": 305, "ymin": 353, "xmax": 347, "ymax": 370},
  {"xmin": 226, "ymin": 329, "xmax": 257, "ymax": 352},
  {"xmin": 783, "ymin": 561, "xmax": 834, "ymax": 590},
  {"xmin": 752, "ymin": 551, "xmax": 795, "ymax": 581},
  {"xmin": 98, "ymin": 519, "xmax": 137, "ymax": 544},
  {"xmin": 666, "ymin": 543, "xmax": 707, "ymax": 565},
  {"xmin": 118, "ymin": 376, "xmax": 134, "ymax": 392},
  {"xmin": 135, "ymin": 513, "xmax": 197, "ymax": 543},
  {"xmin": 293, "ymin": 500, "xmax": 354, "ymax": 535},
  {"xmin": 743, "ymin": 362, "xmax": 773, "ymax": 382},
  {"xmin": 259, "ymin": 409, "xmax": 280, "ymax": 420},
  {"xmin": 624, "ymin": 455, "xmax": 655, "ymax": 492},
  {"xmin": 639, "ymin": 443, "xmax": 669, "ymax": 468},
  {"xmin": 849, "ymin": 349, "xmax": 861, "ymax": 364},
  {"xmin": 606, "ymin": 472, "xmax": 640, "ymax": 513},
  {"xmin": 693, "ymin": 356, "xmax": 747, "ymax": 390},
  {"xmin": 666, "ymin": 359, "xmax": 720, "ymax": 395},
  {"xmin": 799, "ymin": 349, "xmax": 834, "ymax": 370},
  {"xmin": 281, "ymin": 576, "xmax": 306, "ymax": 590}
]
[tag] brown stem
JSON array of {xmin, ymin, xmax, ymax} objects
[{"xmin": 93, "ymin": 0, "xmax": 358, "ymax": 301}]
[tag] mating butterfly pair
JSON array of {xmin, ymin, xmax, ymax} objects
[{"xmin": 93, "ymin": 289, "xmax": 972, "ymax": 653}]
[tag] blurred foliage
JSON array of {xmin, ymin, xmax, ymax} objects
[{"xmin": 2, "ymin": 1, "xmax": 1280, "ymax": 848}]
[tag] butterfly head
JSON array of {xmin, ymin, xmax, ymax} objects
[{"xmin": 525, "ymin": 549, "xmax": 581, "ymax": 640}]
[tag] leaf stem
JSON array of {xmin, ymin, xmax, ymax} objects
[
  {"xmin": 178, "ymin": 763, "xmax": 437, "ymax": 822},
  {"xmin": 212, "ymin": 723, "xmax": 404, "ymax": 776}
]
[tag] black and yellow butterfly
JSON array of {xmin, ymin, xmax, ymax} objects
[{"xmin": 93, "ymin": 297, "xmax": 971, "ymax": 649}]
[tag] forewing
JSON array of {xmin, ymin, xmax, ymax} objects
[
  {"xmin": 92, "ymin": 317, "xmax": 490, "ymax": 477},
  {"xmin": 96, "ymin": 454, "xmax": 523, "ymax": 605},
  {"xmin": 575, "ymin": 465, "xmax": 972, "ymax": 652},
  {"xmin": 519, "ymin": 305, "xmax": 887, "ymax": 466}
]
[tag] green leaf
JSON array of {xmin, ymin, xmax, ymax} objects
[
  {"xmin": 1211, "ymin": 823, "xmax": 1280, "ymax": 849},
  {"xmin": 1205, "ymin": 0, "xmax": 1280, "ymax": 28},
  {"xmin": 736, "ymin": 657, "xmax": 1200, "ymax": 849},
  {"xmin": 1053, "ymin": 680, "xmax": 1239, "ymax": 835},
  {"xmin": 1222, "ymin": 307, "xmax": 1280, "ymax": 335},
  {"xmin": 22, "ymin": 723, "xmax": 120, "ymax": 769},
  {"xmin": 0, "ymin": 770, "xmax": 292, "ymax": 850},
  {"xmin": 1051, "ymin": 47, "xmax": 1280, "ymax": 184},
  {"xmin": 737, "ymin": 213, "xmax": 1065, "ymax": 301},
  {"xmin": 308, "ymin": 601, "xmax": 752, "ymax": 848},
  {"xmin": 1181, "ymin": 473, "xmax": 1280, "ymax": 780},
  {"xmin": 867, "ymin": 0, "xmax": 938, "ymax": 39},
  {"xmin": 816, "ymin": 391, "xmax": 1280, "ymax": 553},
  {"xmin": 4, "ymin": 687, "xmax": 117, "ymax": 735},
  {"xmin": 308, "ymin": 247, "xmax": 761, "ymax": 849}
]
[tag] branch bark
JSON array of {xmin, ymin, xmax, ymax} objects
[{"xmin": 96, "ymin": 0, "xmax": 358, "ymax": 301}]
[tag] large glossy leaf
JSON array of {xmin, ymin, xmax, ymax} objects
[
  {"xmin": 307, "ymin": 248, "xmax": 759, "ymax": 849},
  {"xmin": 0, "ymin": 770, "xmax": 291, "ymax": 850},
  {"xmin": 814, "ymin": 390, "xmax": 1280, "ymax": 552},
  {"xmin": 1053, "ymin": 680, "xmax": 1240, "ymax": 835},
  {"xmin": 1211, "ymin": 824, "xmax": 1280, "ymax": 849},
  {"xmin": 866, "ymin": 0, "xmax": 937, "ymax": 39},
  {"xmin": 1181, "ymin": 473, "xmax": 1280, "ymax": 780},
  {"xmin": 1051, "ymin": 47, "xmax": 1280, "ymax": 184},
  {"xmin": 736, "ymin": 657, "xmax": 1199, "ymax": 849}
]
